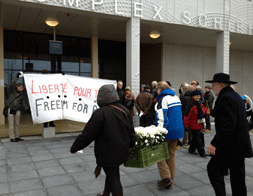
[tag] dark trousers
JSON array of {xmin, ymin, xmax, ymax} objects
[
  {"xmin": 206, "ymin": 116, "xmax": 211, "ymax": 130},
  {"xmin": 103, "ymin": 166, "xmax": 122, "ymax": 194},
  {"xmin": 207, "ymin": 156, "xmax": 246, "ymax": 196},
  {"xmin": 189, "ymin": 130, "xmax": 205, "ymax": 156},
  {"xmin": 140, "ymin": 116, "xmax": 153, "ymax": 127}
]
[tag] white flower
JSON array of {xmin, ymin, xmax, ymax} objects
[
  {"xmin": 145, "ymin": 140, "xmax": 148, "ymax": 143},
  {"xmin": 135, "ymin": 142, "xmax": 138, "ymax": 145},
  {"xmin": 146, "ymin": 143, "xmax": 149, "ymax": 146},
  {"xmin": 156, "ymin": 136, "xmax": 159, "ymax": 139}
]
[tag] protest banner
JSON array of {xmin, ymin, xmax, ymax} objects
[{"xmin": 24, "ymin": 73, "xmax": 117, "ymax": 124}]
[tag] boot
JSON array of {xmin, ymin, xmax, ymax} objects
[{"xmin": 97, "ymin": 184, "xmax": 111, "ymax": 196}]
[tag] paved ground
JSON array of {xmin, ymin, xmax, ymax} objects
[{"xmin": 0, "ymin": 126, "xmax": 253, "ymax": 196}]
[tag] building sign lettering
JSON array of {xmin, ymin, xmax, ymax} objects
[{"xmin": 28, "ymin": 0, "xmax": 253, "ymax": 35}]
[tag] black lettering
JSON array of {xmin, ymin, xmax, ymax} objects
[
  {"xmin": 35, "ymin": 98, "xmax": 44, "ymax": 117},
  {"xmin": 93, "ymin": 105, "xmax": 98, "ymax": 113},
  {"xmin": 51, "ymin": 100, "xmax": 55, "ymax": 110},
  {"xmin": 56, "ymin": 100, "xmax": 61, "ymax": 109},
  {"xmin": 44, "ymin": 101, "xmax": 49, "ymax": 111},
  {"xmin": 83, "ymin": 104, "xmax": 88, "ymax": 113},
  {"xmin": 62, "ymin": 100, "xmax": 68, "ymax": 109},
  {"xmin": 77, "ymin": 104, "xmax": 83, "ymax": 112},
  {"xmin": 72, "ymin": 102, "xmax": 77, "ymax": 110}
]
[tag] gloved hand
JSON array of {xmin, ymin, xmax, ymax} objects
[{"xmin": 16, "ymin": 72, "xmax": 21, "ymax": 79}]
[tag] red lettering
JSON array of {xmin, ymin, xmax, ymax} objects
[
  {"xmin": 54, "ymin": 84, "xmax": 60, "ymax": 93},
  {"xmin": 63, "ymin": 83, "xmax": 68, "ymax": 93},
  {"xmin": 73, "ymin": 86, "xmax": 78, "ymax": 95},
  {"xmin": 39, "ymin": 86, "xmax": 42, "ymax": 93},
  {"xmin": 78, "ymin": 87, "xmax": 82, "ymax": 96},
  {"xmin": 87, "ymin": 89, "xmax": 91, "ymax": 98},
  {"xmin": 31, "ymin": 80, "xmax": 39, "ymax": 94},
  {"xmin": 48, "ymin": 85, "xmax": 53, "ymax": 93},
  {"xmin": 94, "ymin": 90, "xmax": 99, "ymax": 98},
  {"xmin": 42, "ymin": 85, "xmax": 48, "ymax": 93}
]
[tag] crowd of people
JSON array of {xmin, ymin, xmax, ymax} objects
[
  {"xmin": 70, "ymin": 74, "xmax": 253, "ymax": 196},
  {"xmin": 5, "ymin": 71, "xmax": 253, "ymax": 196}
]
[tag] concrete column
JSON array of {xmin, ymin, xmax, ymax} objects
[
  {"xmin": 126, "ymin": 16, "xmax": 140, "ymax": 126},
  {"xmin": 216, "ymin": 31, "xmax": 230, "ymax": 74},
  {"xmin": 0, "ymin": 3, "xmax": 4, "ymax": 125},
  {"xmin": 91, "ymin": 36, "xmax": 98, "ymax": 78}
]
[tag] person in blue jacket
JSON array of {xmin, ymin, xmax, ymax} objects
[{"xmin": 155, "ymin": 81, "xmax": 184, "ymax": 189}]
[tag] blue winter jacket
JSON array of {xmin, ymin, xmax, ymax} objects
[{"xmin": 155, "ymin": 89, "xmax": 184, "ymax": 140}]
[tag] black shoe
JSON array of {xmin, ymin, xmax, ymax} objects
[
  {"xmin": 189, "ymin": 151, "xmax": 198, "ymax": 155},
  {"xmin": 10, "ymin": 139, "xmax": 19, "ymax": 142},
  {"xmin": 158, "ymin": 178, "xmax": 173, "ymax": 188},
  {"xmin": 15, "ymin": 137, "xmax": 24, "ymax": 141},
  {"xmin": 200, "ymin": 153, "xmax": 209, "ymax": 158}
]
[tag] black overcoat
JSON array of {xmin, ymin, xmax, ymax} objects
[
  {"xmin": 211, "ymin": 86, "xmax": 253, "ymax": 158},
  {"xmin": 70, "ymin": 102, "xmax": 135, "ymax": 167}
]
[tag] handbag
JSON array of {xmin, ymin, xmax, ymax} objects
[
  {"xmin": 126, "ymin": 100, "xmax": 134, "ymax": 109},
  {"xmin": 3, "ymin": 107, "xmax": 9, "ymax": 117}
]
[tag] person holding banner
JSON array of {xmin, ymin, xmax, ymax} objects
[
  {"xmin": 7, "ymin": 73, "xmax": 29, "ymax": 142},
  {"xmin": 70, "ymin": 84, "xmax": 135, "ymax": 196}
]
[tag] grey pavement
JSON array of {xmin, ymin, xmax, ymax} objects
[{"xmin": 0, "ymin": 126, "xmax": 253, "ymax": 196}]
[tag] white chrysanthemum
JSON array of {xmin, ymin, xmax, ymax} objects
[{"xmin": 145, "ymin": 139, "xmax": 148, "ymax": 143}]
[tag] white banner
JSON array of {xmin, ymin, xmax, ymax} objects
[{"xmin": 24, "ymin": 73, "xmax": 117, "ymax": 124}]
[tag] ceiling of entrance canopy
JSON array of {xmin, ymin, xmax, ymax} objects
[{"xmin": 2, "ymin": 2, "xmax": 253, "ymax": 52}]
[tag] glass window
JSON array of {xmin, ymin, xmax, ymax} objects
[
  {"xmin": 62, "ymin": 56, "xmax": 79, "ymax": 73},
  {"xmin": 80, "ymin": 72, "xmax": 91, "ymax": 77}
]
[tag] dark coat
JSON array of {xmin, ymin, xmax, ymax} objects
[
  {"xmin": 181, "ymin": 91, "xmax": 192, "ymax": 113},
  {"xmin": 70, "ymin": 85, "xmax": 135, "ymax": 167},
  {"xmin": 117, "ymin": 88, "xmax": 126, "ymax": 106},
  {"xmin": 8, "ymin": 78, "xmax": 29, "ymax": 111},
  {"xmin": 150, "ymin": 87, "xmax": 158, "ymax": 99},
  {"xmin": 183, "ymin": 98, "xmax": 207, "ymax": 130},
  {"xmin": 135, "ymin": 91, "xmax": 153, "ymax": 118},
  {"xmin": 203, "ymin": 91, "xmax": 214, "ymax": 110},
  {"xmin": 211, "ymin": 86, "xmax": 253, "ymax": 158}
]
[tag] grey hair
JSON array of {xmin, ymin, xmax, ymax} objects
[
  {"xmin": 151, "ymin": 81, "xmax": 157, "ymax": 88},
  {"xmin": 186, "ymin": 85, "xmax": 194, "ymax": 91}
]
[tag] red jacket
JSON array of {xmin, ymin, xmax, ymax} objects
[{"xmin": 183, "ymin": 98, "xmax": 207, "ymax": 130}]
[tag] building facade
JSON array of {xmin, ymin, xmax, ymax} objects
[{"xmin": 0, "ymin": 0, "xmax": 253, "ymax": 136}]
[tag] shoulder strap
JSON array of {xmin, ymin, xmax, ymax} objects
[
  {"xmin": 109, "ymin": 105, "xmax": 128, "ymax": 116},
  {"xmin": 9, "ymin": 94, "xmax": 22, "ymax": 106}
]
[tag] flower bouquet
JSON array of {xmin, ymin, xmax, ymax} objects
[{"xmin": 124, "ymin": 125, "xmax": 169, "ymax": 168}]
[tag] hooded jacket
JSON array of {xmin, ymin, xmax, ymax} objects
[
  {"xmin": 155, "ymin": 88, "xmax": 184, "ymax": 140},
  {"xmin": 70, "ymin": 84, "xmax": 135, "ymax": 167}
]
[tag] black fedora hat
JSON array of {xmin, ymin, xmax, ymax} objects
[{"xmin": 205, "ymin": 73, "xmax": 237, "ymax": 84}]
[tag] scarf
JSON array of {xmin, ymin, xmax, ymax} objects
[{"xmin": 193, "ymin": 98, "xmax": 205, "ymax": 123}]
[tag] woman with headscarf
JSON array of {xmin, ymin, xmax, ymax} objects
[
  {"xmin": 70, "ymin": 84, "xmax": 135, "ymax": 196},
  {"xmin": 125, "ymin": 86, "xmax": 135, "ymax": 117},
  {"xmin": 183, "ymin": 90, "xmax": 208, "ymax": 158}
]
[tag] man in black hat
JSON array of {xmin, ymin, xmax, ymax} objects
[{"xmin": 205, "ymin": 73, "xmax": 253, "ymax": 196}]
